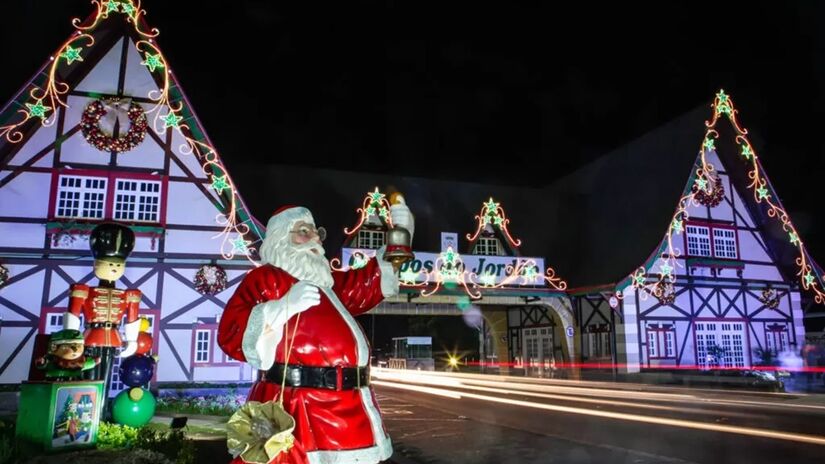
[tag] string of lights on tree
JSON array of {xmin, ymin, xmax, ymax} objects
[
  {"xmin": 628, "ymin": 90, "xmax": 825, "ymax": 304},
  {"xmin": 0, "ymin": 0, "xmax": 260, "ymax": 264},
  {"xmin": 336, "ymin": 190, "xmax": 568, "ymax": 300}
]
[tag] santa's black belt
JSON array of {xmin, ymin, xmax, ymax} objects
[{"xmin": 263, "ymin": 363, "xmax": 369, "ymax": 390}]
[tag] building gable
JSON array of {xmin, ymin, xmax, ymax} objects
[
  {"xmin": 0, "ymin": 1, "xmax": 262, "ymax": 262},
  {"xmin": 625, "ymin": 91, "xmax": 824, "ymax": 306}
]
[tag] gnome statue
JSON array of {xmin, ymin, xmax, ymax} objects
[{"xmin": 35, "ymin": 329, "xmax": 99, "ymax": 381}]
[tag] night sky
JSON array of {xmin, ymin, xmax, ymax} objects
[{"xmin": 2, "ymin": 1, "xmax": 824, "ymax": 242}]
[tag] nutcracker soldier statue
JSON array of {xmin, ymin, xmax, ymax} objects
[{"xmin": 63, "ymin": 223, "xmax": 141, "ymax": 402}]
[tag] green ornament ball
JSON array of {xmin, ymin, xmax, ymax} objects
[{"xmin": 112, "ymin": 387, "xmax": 156, "ymax": 428}]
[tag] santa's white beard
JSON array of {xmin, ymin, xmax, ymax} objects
[{"xmin": 260, "ymin": 235, "xmax": 334, "ymax": 288}]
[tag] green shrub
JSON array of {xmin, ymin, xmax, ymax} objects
[
  {"xmin": 97, "ymin": 422, "xmax": 139, "ymax": 449},
  {"xmin": 137, "ymin": 428, "xmax": 195, "ymax": 464},
  {"xmin": 0, "ymin": 420, "xmax": 17, "ymax": 464},
  {"xmin": 96, "ymin": 423, "xmax": 195, "ymax": 464}
]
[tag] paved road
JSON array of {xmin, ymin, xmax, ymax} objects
[{"xmin": 373, "ymin": 369, "xmax": 825, "ymax": 464}]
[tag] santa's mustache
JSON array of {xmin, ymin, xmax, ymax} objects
[{"xmin": 293, "ymin": 240, "xmax": 326, "ymax": 256}]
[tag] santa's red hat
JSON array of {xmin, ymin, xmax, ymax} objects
[{"xmin": 265, "ymin": 205, "xmax": 313, "ymax": 238}]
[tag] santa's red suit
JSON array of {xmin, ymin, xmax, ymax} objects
[{"xmin": 219, "ymin": 206, "xmax": 405, "ymax": 464}]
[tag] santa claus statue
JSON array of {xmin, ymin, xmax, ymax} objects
[{"xmin": 218, "ymin": 200, "xmax": 413, "ymax": 464}]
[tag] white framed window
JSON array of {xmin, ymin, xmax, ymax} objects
[
  {"xmin": 713, "ymin": 228, "xmax": 738, "ymax": 259},
  {"xmin": 765, "ymin": 324, "xmax": 789, "ymax": 353},
  {"xmin": 646, "ymin": 327, "xmax": 676, "ymax": 359},
  {"xmin": 45, "ymin": 313, "xmax": 64, "ymax": 334},
  {"xmin": 665, "ymin": 331, "xmax": 675, "ymax": 358},
  {"xmin": 522, "ymin": 327, "xmax": 553, "ymax": 368},
  {"xmin": 114, "ymin": 179, "xmax": 162, "ymax": 223},
  {"xmin": 696, "ymin": 322, "xmax": 717, "ymax": 369},
  {"xmin": 647, "ymin": 331, "xmax": 658, "ymax": 358},
  {"xmin": 686, "ymin": 225, "xmax": 711, "ymax": 257},
  {"xmin": 695, "ymin": 322, "xmax": 747, "ymax": 369},
  {"xmin": 357, "ymin": 229, "xmax": 385, "ymax": 249},
  {"xmin": 56, "ymin": 175, "xmax": 107, "ymax": 219},
  {"xmin": 583, "ymin": 329, "xmax": 611, "ymax": 359},
  {"xmin": 474, "ymin": 237, "xmax": 500, "ymax": 256},
  {"xmin": 195, "ymin": 329, "xmax": 211, "ymax": 363}
]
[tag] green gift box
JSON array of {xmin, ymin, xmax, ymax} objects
[{"xmin": 16, "ymin": 380, "xmax": 105, "ymax": 452}]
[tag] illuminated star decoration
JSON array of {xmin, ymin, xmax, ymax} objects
[
  {"xmin": 162, "ymin": 111, "xmax": 183, "ymax": 128},
  {"xmin": 671, "ymin": 218, "xmax": 683, "ymax": 234},
  {"xmin": 400, "ymin": 269, "xmax": 419, "ymax": 283},
  {"xmin": 633, "ymin": 271, "xmax": 646, "ymax": 287},
  {"xmin": 369, "ymin": 188, "xmax": 383, "ymax": 203},
  {"xmin": 695, "ymin": 177, "xmax": 708, "ymax": 192},
  {"xmin": 482, "ymin": 198, "xmax": 502, "ymax": 225},
  {"xmin": 716, "ymin": 90, "xmax": 732, "ymax": 115},
  {"xmin": 756, "ymin": 186, "xmax": 769, "ymax": 200},
  {"xmin": 231, "ymin": 236, "xmax": 250, "ymax": 255},
  {"xmin": 789, "ymin": 231, "xmax": 801, "ymax": 246},
  {"xmin": 444, "ymin": 247, "xmax": 456, "ymax": 263},
  {"xmin": 479, "ymin": 273, "xmax": 496, "ymax": 286},
  {"xmin": 120, "ymin": 1, "xmax": 136, "ymax": 17},
  {"xmin": 659, "ymin": 263, "xmax": 673, "ymax": 278},
  {"xmin": 26, "ymin": 100, "xmax": 50, "ymax": 119},
  {"xmin": 741, "ymin": 144, "xmax": 753, "ymax": 160},
  {"xmin": 703, "ymin": 137, "xmax": 715, "ymax": 152},
  {"xmin": 60, "ymin": 46, "xmax": 83, "ymax": 65},
  {"xmin": 522, "ymin": 265, "xmax": 539, "ymax": 282},
  {"xmin": 104, "ymin": 1, "xmax": 121, "ymax": 15},
  {"xmin": 439, "ymin": 247, "xmax": 462, "ymax": 280},
  {"xmin": 142, "ymin": 53, "xmax": 164, "ymax": 73},
  {"xmin": 366, "ymin": 188, "xmax": 389, "ymax": 220},
  {"xmin": 211, "ymin": 175, "xmax": 230, "ymax": 194},
  {"xmin": 804, "ymin": 272, "xmax": 816, "ymax": 287}
]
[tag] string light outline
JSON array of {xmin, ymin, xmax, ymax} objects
[
  {"xmin": 466, "ymin": 197, "xmax": 523, "ymax": 248},
  {"xmin": 0, "ymin": 0, "xmax": 259, "ymax": 263},
  {"xmin": 336, "ymin": 191, "xmax": 568, "ymax": 301},
  {"xmin": 628, "ymin": 90, "xmax": 825, "ymax": 304}
]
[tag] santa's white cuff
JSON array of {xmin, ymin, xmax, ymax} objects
[
  {"xmin": 123, "ymin": 319, "xmax": 141, "ymax": 342},
  {"xmin": 376, "ymin": 246, "xmax": 400, "ymax": 298},
  {"xmin": 241, "ymin": 298, "xmax": 291, "ymax": 371},
  {"xmin": 63, "ymin": 313, "xmax": 81, "ymax": 331}
]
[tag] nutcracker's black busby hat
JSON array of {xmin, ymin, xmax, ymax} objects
[{"xmin": 89, "ymin": 223, "xmax": 135, "ymax": 263}]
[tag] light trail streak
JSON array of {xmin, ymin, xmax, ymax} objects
[
  {"xmin": 373, "ymin": 369, "xmax": 825, "ymax": 413},
  {"xmin": 374, "ymin": 372, "xmax": 759, "ymax": 418},
  {"xmin": 371, "ymin": 380, "xmax": 825, "ymax": 446}
]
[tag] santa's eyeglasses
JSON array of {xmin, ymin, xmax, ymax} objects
[{"xmin": 290, "ymin": 225, "xmax": 327, "ymax": 241}]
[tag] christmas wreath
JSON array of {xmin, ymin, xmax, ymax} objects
[
  {"xmin": 194, "ymin": 264, "xmax": 227, "ymax": 295},
  {"xmin": 81, "ymin": 98, "xmax": 148, "ymax": 154},
  {"xmin": 0, "ymin": 264, "xmax": 8, "ymax": 288},
  {"xmin": 692, "ymin": 178, "xmax": 725, "ymax": 208},
  {"xmin": 759, "ymin": 287, "xmax": 780, "ymax": 309},
  {"xmin": 654, "ymin": 281, "xmax": 675, "ymax": 305}
]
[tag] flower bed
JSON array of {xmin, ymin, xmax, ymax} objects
[{"xmin": 156, "ymin": 393, "xmax": 246, "ymax": 417}]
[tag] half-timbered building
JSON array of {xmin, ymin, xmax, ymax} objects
[
  {"xmin": 0, "ymin": 2, "xmax": 260, "ymax": 391},
  {"xmin": 548, "ymin": 93, "xmax": 821, "ymax": 373}
]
